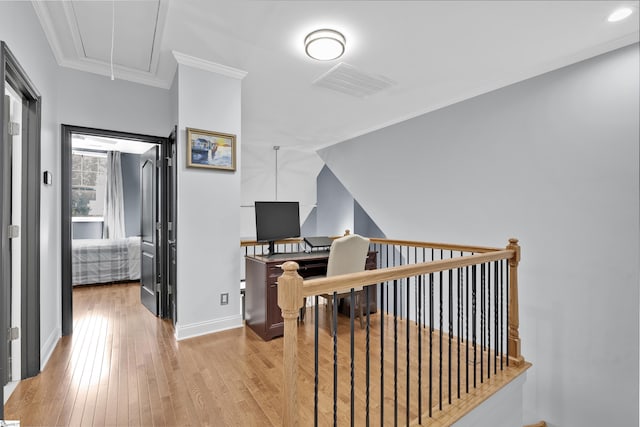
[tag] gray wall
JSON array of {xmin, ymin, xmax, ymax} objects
[
  {"xmin": 318, "ymin": 44, "xmax": 639, "ymax": 426},
  {"xmin": 354, "ymin": 200, "xmax": 385, "ymax": 239},
  {"xmin": 121, "ymin": 152, "xmax": 141, "ymax": 237},
  {"xmin": 316, "ymin": 165, "xmax": 354, "ymax": 236},
  {"xmin": 2, "ymin": 1, "xmax": 173, "ymax": 367},
  {"xmin": 0, "ymin": 1, "xmax": 63, "ymax": 364}
]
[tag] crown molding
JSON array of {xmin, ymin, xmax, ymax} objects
[
  {"xmin": 31, "ymin": 0, "xmax": 172, "ymax": 89},
  {"xmin": 59, "ymin": 57, "xmax": 171, "ymax": 89},
  {"xmin": 172, "ymin": 51, "xmax": 247, "ymax": 80},
  {"xmin": 31, "ymin": 1, "xmax": 66, "ymax": 66}
]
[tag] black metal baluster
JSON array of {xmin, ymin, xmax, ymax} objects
[
  {"xmin": 472, "ymin": 265, "xmax": 477, "ymax": 389},
  {"xmin": 465, "ymin": 265, "xmax": 469, "ymax": 394},
  {"xmin": 380, "ymin": 280, "xmax": 385, "ymax": 424},
  {"xmin": 494, "ymin": 261, "xmax": 499, "ymax": 376},
  {"xmin": 439, "ymin": 267, "xmax": 443, "ymax": 410},
  {"xmin": 480, "ymin": 263, "xmax": 484, "ymax": 384},
  {"xmin": 457, "ymin": 264, "xmax": 462, "ymax": 400},
  {"xmin": 414, "ymin": 247, "xmax": 418, "ymax": 326},
  {"xmin": 500, "ymin": 259, "xmax": 504, "ymax": 371},
  {"xmin": 350, "ymin": 289, "xmax": 355, "ymax": 426},
  {"xmin": 418, "ymin": 275, "xmax": 423, "ymax": 425},
  {"xmin": 399, "ymin": 247, "xmax": 403, "ymax": 320},
  {"xmin": 314, "ymin": 295, "xmax": 319, "ymax": 427},
  {"xmin": 333, "ymin": 292, "xmax": 338, "ymax": 427},
  {"xmin": 406, "ymin": 278, "xmax": 410, "ymax": 426},
  {"xmin": 448, "ymin": 266, "xmax": 453, "ymax": 405},
  {"xmin": 366, "ymin": 286, "xmax": 371, "ymax": 427},
  {"xmin": 487, "ymin": 262, "xmax": 491, "ymax": 379},
  {"xmin": 423, "ymin": 248, "xmax": 427, "ymax": 329},
  {"xmin": 429, "ymin": 272, "xmax": 434, "ymax": 418},
  {"xmin": 386, "ymin": 245, "xmax": 390, "ymax": 314},
  {"xmin": 394, "ymin": 280, "xmax": 398, "ymax": 427}
]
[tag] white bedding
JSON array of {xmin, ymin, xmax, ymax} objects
[{"xmin": 72, "ymin": 236, "xmax": 141, "ymax": 286}]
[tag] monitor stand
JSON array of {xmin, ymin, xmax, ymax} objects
[{"xmin": 267, "ymin": 240, "xmax": 276, "ymax": 256}]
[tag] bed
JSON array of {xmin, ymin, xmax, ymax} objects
[{"xmin": 72, "ymin": 236, "xmax": 141, "ymax": 286}]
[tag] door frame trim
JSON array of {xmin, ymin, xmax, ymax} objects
[
  {"xmin": 1, "ymin": 41, "xmax": 42, "ymax": 415},
  {"xmin": 61, "ymin": 125, "xmax": 170, "ymax": 336}
]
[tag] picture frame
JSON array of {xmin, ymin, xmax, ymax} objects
[{"xmin": 186, "ymin": 127, "xmax": 236, "ymax": 171}]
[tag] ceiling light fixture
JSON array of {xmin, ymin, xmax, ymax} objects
[
  {"xmin": 304, "ymin": 29, "xmax": 346, "ymax": 61},
  {"xmin": 608, "ymin": 7, "xmax": 633, "ymax": 22}
]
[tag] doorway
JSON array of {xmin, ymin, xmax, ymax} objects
[
  {"xmin": 1, "ymin": 41, "xmax": 42, "ymax": 417},
  {"xmin": 3, "ymin": 82, "xmax": 22, "ymax": 404},
  {"xmin": 61, "ymin": 125, "xmax": 176, "ymax": 337}
]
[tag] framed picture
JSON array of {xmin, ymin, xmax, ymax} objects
[{"xmin": 186, "ymin": 128, "xmax": 236, "ymax": 171}]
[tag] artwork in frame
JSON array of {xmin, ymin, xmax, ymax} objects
[{"xmin": 186, "ymin": 128, "xmax": 236, "ymax": 171}]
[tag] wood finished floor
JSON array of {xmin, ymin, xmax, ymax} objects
[{"xmin": 5, "ymin": 283, "xmax": 528, "ymax": 426}]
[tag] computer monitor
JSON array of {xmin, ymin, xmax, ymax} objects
[{"xmin": 255, "ymin": 201, "xmax": 301, "ymax": 255}]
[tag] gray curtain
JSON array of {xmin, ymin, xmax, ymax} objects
[{"xmin": 103, "ymin": 151, "xmax": 125, "ymax": 239}]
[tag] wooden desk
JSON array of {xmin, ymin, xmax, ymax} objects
[{"xmin": 245, "ymin": 251, "xmax": 377, "ymax": 341}]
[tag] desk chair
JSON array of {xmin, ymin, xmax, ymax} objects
[{"xmin": 302, "ymin": 233, "xmax": 370, "ymax": 335}]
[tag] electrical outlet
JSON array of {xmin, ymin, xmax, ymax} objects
[{"xmin": 220, "ymin": 293, "xmax": 229, "ymax": 305}]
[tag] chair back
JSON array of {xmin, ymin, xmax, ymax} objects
[{"xmin": 326, "ymin": 234, "xmax": 370, "ymax": 277}]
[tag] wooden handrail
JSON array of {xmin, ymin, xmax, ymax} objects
[
  {"xmin": 240, "ymin": 237, "xmax": 304, "ymax": 247},
  {"xmin": 241, "ymin": 233, "xmax": 502, "ymax": 253},
  {"xmin": 368, "ymin": 237, "xmax": 502, "ymax": 253},
  {"xmin": 301, "ymin": 249, "xmax": 514, "ymax": 297}
]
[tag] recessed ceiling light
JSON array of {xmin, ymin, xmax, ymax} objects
[
  {"xmin": 304, "ymin": 29, "xmax": 346, "ymax": 61},
  {"xmin": 608, "ymin": 7, "xmax": 633, "ymax": 22}
]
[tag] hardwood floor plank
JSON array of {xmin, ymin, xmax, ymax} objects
[{"xmin": 5, "ymin": 282, "xmax": 527, "ymax": 426}]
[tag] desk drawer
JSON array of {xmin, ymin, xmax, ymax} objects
[
  {"xmin": 267, "ymin": 283, "xmax": 284, "ymax": 327},
  {"xmin": 267, "ymin": 265, "xmax": 282, "ymax": 284}
]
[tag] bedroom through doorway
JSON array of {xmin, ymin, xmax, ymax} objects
[
  {"xmin": 70, "ymin": 135, "xmax": 150, "ymax": 289},
  {"xmin": 61, "ymin": 126, "xmax": 176, "ymax": 337}
]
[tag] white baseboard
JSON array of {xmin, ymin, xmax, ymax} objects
[
  {"xmin": 174, "ymin": 314, "xmax": 243, "ymax": 340},
  {"xmin": 3, "ymin": 381, "xmax": 19, "ymax": 404},
  {"xmin": 40, "ymin": 326, "xmax": 61, "ymax": 370}
]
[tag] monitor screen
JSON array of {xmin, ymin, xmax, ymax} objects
[{"xmin": 255, "ymin": 201, "xmax": 301, "ymax": 245}]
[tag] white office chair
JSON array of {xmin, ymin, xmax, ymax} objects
[{"xmin": 303, "ymin": 233, "xmax": 370, "ymax": 335}]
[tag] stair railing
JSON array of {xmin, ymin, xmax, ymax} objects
[{"xmin": 278, "ymin": 237, "xmax": 524, "ymax": 426}]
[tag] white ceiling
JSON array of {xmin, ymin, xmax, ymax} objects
[{"xmin": 33, "ymin": 0, "xmax": 639, "ymax": 150}]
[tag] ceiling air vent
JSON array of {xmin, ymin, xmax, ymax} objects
[{"xmin": 312, "ymin": 63, "xmax": 395, "ymax": 98}]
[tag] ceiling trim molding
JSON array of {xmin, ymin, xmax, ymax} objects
[
  {"xmin": 31, "ymin": 1, "xmax": 66, "ymax": 66},
  {"xmin": 172, "ymin": 51, "xmax": 247, "ymax": 80},
  {"xmin": 61, "ymin": 1, "xmax": 85, "ymax": 58},
  {"xmin": 59, "ymin": 56, "xmax": 171, "ymax": 89},
  {"xmin": 148, "ymin": 0, "xmax": 169, "ymax": 74}
]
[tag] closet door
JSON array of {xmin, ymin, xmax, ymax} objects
[{"xmin": 140, "ymin": 146, "xmax": 159, "ymax": 315}]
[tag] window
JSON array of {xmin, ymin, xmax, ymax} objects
[{"xmin": 71, "ymin": 150, "xmax": 107, "ymax": 218}]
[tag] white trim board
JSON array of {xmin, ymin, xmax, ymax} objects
[{"xmin": 174, "ymin": 314, "xmax": 243, "ymax": 341}]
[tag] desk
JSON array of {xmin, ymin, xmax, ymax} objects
[{"xmin": 245, "ymin": 251, "xmax": 377, "ymax": 341}]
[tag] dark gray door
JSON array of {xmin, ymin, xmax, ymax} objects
[
  {"xmin": 167, "ymin": 127, "xmax": 177, "ymax": 323},
  {"xmin": 140, "ymin": 146, "xmax": 159, "ymax": 315}
]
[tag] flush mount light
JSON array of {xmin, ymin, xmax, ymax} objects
[
  {"xmin": 304, "ymin": 29, "xmax": 346, "ymax": 61},
  {"xmin": 608, "ymin": 7, "xmax": 633, "ymax": 22}
]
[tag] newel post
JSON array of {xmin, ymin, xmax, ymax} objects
[
  {"xmin": 507, "ymin": 238, "xmax": 525, "ymax": 366},
  {"xmin": 277, "ymin": 261, "xmax": 304, "ymax": 427}
]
